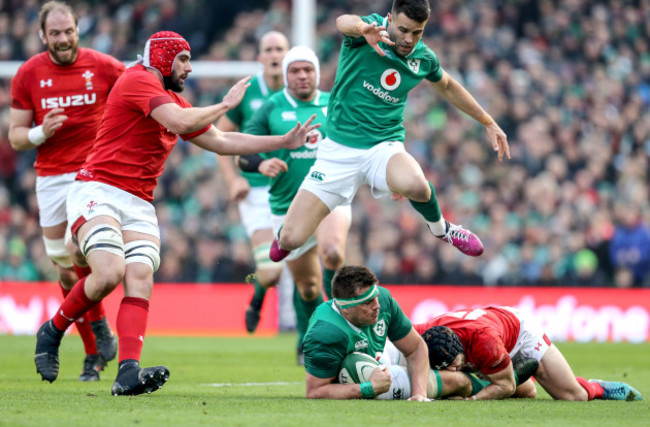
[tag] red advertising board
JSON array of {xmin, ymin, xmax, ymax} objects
[{"xmin": 1, "ymin": 281, "xmax": 649, "ymax": 342}]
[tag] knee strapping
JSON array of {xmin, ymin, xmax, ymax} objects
[
  {"xmin": 125, "ymin": 240, "xmax": 160, "ymax": 272},
  {"xmin": 43, "ymin": 237, "xmax": 73, "ymax": 268},
  {"xmin": 254, "ymin": 243, "xmax": 278, "ymax": 269},
  {"xmin": 80, "ymin": 224, "xmax": 124, "ymax": 258}
]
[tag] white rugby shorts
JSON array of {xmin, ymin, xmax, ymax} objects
[
  {"xmin": 66, "ymin": 180, "xmax": 159, "ymax": 239},
  {"xmin": 299, "ymin": 137, "xmax": 406, "ymax": 211},
  {"xmin": 271, "ymin": 204, "xmax": 351, "ymax": 261},
  {"xmin": 35, "ymin": 172, "xmax": 77, "ymax": 227},
  {"xmin": 237, "ymin": 185, "xmax": 273, "ymax": 237},
  {"xmin": 503, "ymin": 306, "xmax": 552, "ymax": 363}
]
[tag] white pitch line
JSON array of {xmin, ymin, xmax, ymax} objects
[{"xmin": 202, "ymin": 381, "xmax": 303, "ymax": 388}]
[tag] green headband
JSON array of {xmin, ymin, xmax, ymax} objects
[{"xmin": 334, "ymin": 285, "xmax": 379, "ymax": 308}]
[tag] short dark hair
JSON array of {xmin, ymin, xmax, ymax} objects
[
  {"xmin": 331, "ymin": 266, "xmax": 378, "ymax": 299},
  {"xmin": 391, "ymin": 0, "xmax": 430, "ymax": 23},
  {"xmin": 421, "ymin": 326, "xmax": 463, "ymax": 370},
  {"xmin": 39, "ymin": 1, "xmax": 78, "ymax": 32}
]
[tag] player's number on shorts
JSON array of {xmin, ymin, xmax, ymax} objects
[{"xmin": 449, "ymin": 309, "xmax": 487, "ymax": 320}]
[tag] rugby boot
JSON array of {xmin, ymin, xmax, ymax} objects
[
  {"xmin": 431, "ymin": 221, "xmax": 484, "ymax": 257},
  {"xmin": 111, "ymin": 360, "xmax": 170, "ymax": 396},
  {"xmin": 34, "ymin": 320, "xmax": 64, "ymax": 383},
  {"xmin": 245, "ymin": 296, "xmax": 263, "ymax": 334},
  {"xmin": 589, "ymin": 379, "xmax": 643, "ymax": 401},
  {"xmin": 90, "ymin": 317, "xmax": 117, "ymax": 364},
  {"xmin": 79, "ymin": 354, "xmax": 103, "ymax": 382},
  {"xmin": 270, "ymin": 238, "xmax": 291, "ymax": 262}
]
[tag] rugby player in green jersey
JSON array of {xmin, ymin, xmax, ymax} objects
[
  {"xmin": 270, "ymin": 0, "xmax": 510, "ymax": 264},
  {"xmin": 302, "ymin": 265, "xmax": 429, "ymax": 400},
  {"xmin": 215, "ymin": 32, "xmax": 295, "ymax": 334},
  {"xmin": 240, "ymin": 46, "xmax": 349, "ymax": 363}
]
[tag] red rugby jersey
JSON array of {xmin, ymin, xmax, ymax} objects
[
  {"xmin": 77, "ymin": 64, "xmax": 209, "ymax": 202},
  {"xmin": 415, "ymin": 306, "xmax": 521, "ymax": 375},
  {"xmin": 10, "ymin": 48, "xmax": 124, "ymax": 176}
]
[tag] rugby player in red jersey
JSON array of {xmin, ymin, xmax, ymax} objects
[
  {"xmin": 415, "ymin": 306, "xmax": 642, "ymax": 401},
  {"xmin": 9, "ymin": 1, "xmax": 123, "ymax": 381},
  {"xmin": 32, "ymin": 29, "xmax": 319, "ymax": 396}
]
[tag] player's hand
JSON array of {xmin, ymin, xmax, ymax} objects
[
  {"xmin": 222, "ymin": 76, "xmax": 252, "ymax": 110},
  {"xmin": 368, "ymin": 365, "xmax": 392, "ymax": 395},
  {"xmin": 283, "ymin": 114, "xmax": 321, "ymax": 150},
  {"xmin": 407, "ymin": 394, "xmax": 431, "ymax": 401},
  {"xmin": 259, "ymin": 158, "xmax": 288, "ymax": 178},
  {"xmin": 360, "ymin": 22, "xmax": 395, "ymax": 57},
  {"xmin": 227, "ymin": 176, "xmax": 250, "ymax": 202},
  {"xmin": 42, "ymin": 108, "xmax": 68, "ymax": 138},
  {"xmin": 390, "ymin": 193, "xmax": 406, "ymax": 201},
  {"xmin": 485, "ymin": 122, "xmax": 510, "ymax": 162}
]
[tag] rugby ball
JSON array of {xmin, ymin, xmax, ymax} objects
[{"xmin": 338, "ymin": 352, "xmax": 380, "ymax": 384}]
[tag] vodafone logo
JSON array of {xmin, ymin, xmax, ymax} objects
[{"xmin": 380, "ymin": 69, "xmax": 401, "ymax": 91}]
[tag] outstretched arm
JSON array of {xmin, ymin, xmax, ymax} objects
[
  {"xmin": 189, "ymin": 115, "xmax": 320, "ymax": 155},
  {"xmin": 215, "ymin": 115, "xmax": 250, "ymax": 202},
  {"xmin": 335, "ymin": 14, "xmax": 394, "ymax": 56},
  {"xmin": 305, "ymin": 368, "xmax": 392, "ymax": 399},
  {"xmin": 431, "ymin": 70, "xmax": 510, "ymax": 162},
  {"xmin": 150, "ymin": 76, "xmax": 252, "ymax": 135}
]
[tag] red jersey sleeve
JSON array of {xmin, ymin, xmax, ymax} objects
[
  {"xmin": 119, "ymin": 71, "xmax": 174, "ymax": 116},
  {"xmin": 10, "ymin": 64, "xmax": 33, "ymax": 110},
  {"xmin": 174, "ymin": 95, "xmax": 210, "ymax": 140},
  {"xmin": 469, "ymin": 329, "xmax": 511, "ymax": 375}
]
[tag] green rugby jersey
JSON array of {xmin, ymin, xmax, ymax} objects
[
  {"xmin": 327, "ymin": 13, "xmax": 443, "ymax": 149},
  {"xmin": 224, "ymin": 73, "xmax": 283, "ymax": 187},
  {"xmin": 244, "ymin": 89, "xmax": 330, "ymax": 215},
  {"xmin": 302, "ymin": 286, "xmax": 412, "ymax": 379}
]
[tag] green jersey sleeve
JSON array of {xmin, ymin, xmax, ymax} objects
[
  {"xmin": 303, "ymin": 320, "xmax": 349, "ymax": 378},
  {"xmin": 423, "ymin": 47, "xmax": 443, "ymax": 82}
]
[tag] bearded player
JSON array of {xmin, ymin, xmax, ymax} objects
[
  {"xmin": 415, "ymin": 306, "xmax": 643, "ymax": 401},
  {"xmin": 9, "ymin": 1, "xmax": 122, "ymax": 381},
  {"xmin": 32, "ymin": 30, "xmax": 320, "ymax": 396}
]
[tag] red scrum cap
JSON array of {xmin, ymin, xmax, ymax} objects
[{"xmin": 141, "ymin": 31, "xmax": 190, "ymax": 77}]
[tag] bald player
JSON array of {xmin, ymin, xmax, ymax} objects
[{"xmin": 215, "ymin": 32, "xmax": 295, "ymax": 334}]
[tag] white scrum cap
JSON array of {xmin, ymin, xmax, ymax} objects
[{"xmin": 282, "ymin": 45, "xmax": 320, "ymax": 87}]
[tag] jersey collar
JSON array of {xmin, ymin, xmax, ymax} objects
[
  {"xmin": 283, "ymin": 87, "xmax": 321, "ymax": 108},
  {"xmin": 257, "ymin": 71, "xmax": 269, "ymax": 96}
]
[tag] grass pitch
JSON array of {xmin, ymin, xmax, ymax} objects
[{"xmin": 0, "ymin": 334, "xmax": 647, "ymax": 426}]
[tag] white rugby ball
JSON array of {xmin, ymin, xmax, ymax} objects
[{"xmin": 338, "ymin": 352, "xmax": 380, "ymax": 384}]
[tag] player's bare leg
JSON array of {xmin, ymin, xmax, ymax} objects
[
  {"xmin": 534, "ymin": 344, "xmax": 588, "ymax": 401},
  {"xmin": 42, "ymin": 222, "xmax": 110, "ymax": 381},
  {"xmin": 35, "ymin": 216, "xmax": 125, "ymax": 383},
  {"xmin": 386, "ymin": 152, "xmax": 483, "ymax": 257},
  {"xmin": 111, "ymin": 232, "xmax": 169, "ymax": 396},
  {"xmin": 315, "ymin": 207, "xmax": 349, "ymax": 299},
  {"xmin": 67, "ymin": 236, "xmax": 118, "ymax": 377},
  {"xmin": 272, "ymin": 189, "xmax": 330, "ymax": 261}
]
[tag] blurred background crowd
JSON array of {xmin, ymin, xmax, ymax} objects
[{"xmin": 1, "ymin": 0, "xmax": 649, "ymax": 287}]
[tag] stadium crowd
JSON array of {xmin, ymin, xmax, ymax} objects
[{"xmin": 1, "ymin": 0, "xmax": 649, "ymax": 287}]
